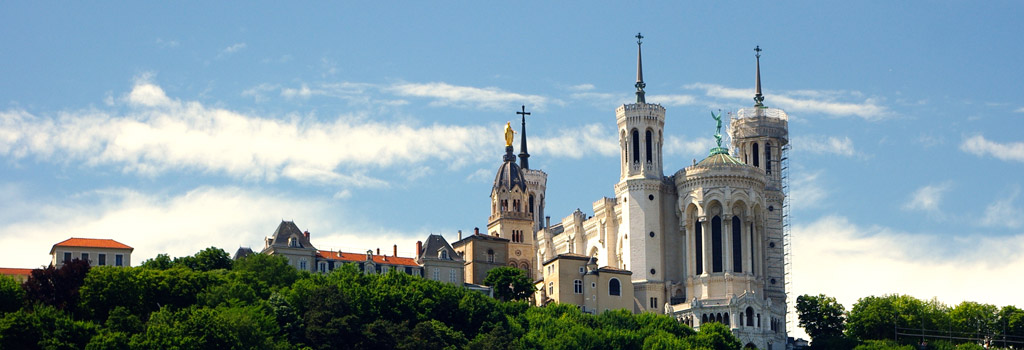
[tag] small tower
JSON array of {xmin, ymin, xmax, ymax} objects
[
  {"xmin": 614, "ymin": 33, "xmax": 669, "ymax": 313},
  {"xmin": 489, "ymin": 121, "xmax": 537, "ymax": 278},
  {"xmin": 729, "ymin": 45, "xmax": 790, "ymax": 333},
  {"xmin": 516, "ymin": 105, "xmax": 549, "ymax": 232}
]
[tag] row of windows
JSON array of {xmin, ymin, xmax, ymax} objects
[
  {"xmin": 548, "ymin": 277, "xmax": 622, "ymax": 297},
  {"xmin": 511, "ymin": 230, "xmax": 526, "ymax": 243},
  {"xmin": 747, "ymin": 142, "xmax": 773, "ymax": 174},
  {"xmin": 693, "ymin": 215, "xmax": 754, "ymax": 274},
  {"xmin": 62, "ymin": 252, "xmax": 124, "ymax": 266},
  {"xmin": 629, "ymin": 129, "xmax": 656, "ymax": 164}
]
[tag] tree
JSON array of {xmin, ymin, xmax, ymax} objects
[
  {"xmin": 684, "ymin": 321, "xmax": 742, "ymax": 350},
  {"xmin": 139, "ymin": 254, "xmax": 174, "ymax": 270},
  {"xmin": 232, "ymin": 253, "xmax": 299, "ymax": 292},
  {"xmin": 796, "ymin": 294, "xmax": 847, "ymax": 342},
  {"xmin": 949, "ymin": 301, "xmax": 998, "ymax": 339},
  {"xmin": 0, "ymin": 274, "xmax": 25, "ymax": 313},
  {"xmin": 23, "ymin": 259, "xmax": 91, "ymax": 311},
  {"xmin": 0, "ymin": 304, "xmax": 97, "ymax": 350},
  {"xmin": 482, "ymin": 267, "xmax": 535, "ymax": 302},
  {"xmin": 174, "ymin": 247, "xmax": 233, "ymax": 271}
]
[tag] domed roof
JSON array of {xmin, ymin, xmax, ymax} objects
[
  {"xmin": 696, "ymin": 152, "xmax": 744, "ymax": 167},
  {"xmin": 493, "ymin": 145, "xmax": 527, "ymax": 192},
  {"xmin": 493, "ymin": 157, "xmax": 528, "ymax": 192}
]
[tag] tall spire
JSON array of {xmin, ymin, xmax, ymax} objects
[
  {"xmin": 635, "ymin": 32, "xmax": 646, "ymax": 103},
  {"xmin": 754, "ymin": 45, "xmax": 765, "ymax": 107},
  {"xmin": 517, "ymin": 105, "xmax": 531, "ymax": 169}
]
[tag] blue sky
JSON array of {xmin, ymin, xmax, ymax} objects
[{"xmin": 2, "ymin": 1, "xmax": 1023, "ymax": 333}]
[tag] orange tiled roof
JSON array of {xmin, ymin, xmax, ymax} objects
[
  {"xmin": 0, "ymin": 268, "xmax": 33, "ymax": 276},
  {"xmin": 53, "ymin": 238, "xmax": 132, "ymax": 250},
  {"xmin": 317, "ymin": 250, "xmax": 419, "ymax": 267}
]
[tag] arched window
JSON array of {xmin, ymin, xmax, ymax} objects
[
  {"xmin": 724, "ymin": 313, "xmax": 730, "ymax": 326},
  {"xmin": 645, "ymin": 130, "xmax": 653, "ymax": 163},
  {"xmin": 752, "ymin": 142, "xmax": 760, "ymax": 167},
  {"xmin": 765, "ymin": 142, "xmax": 772, "ymax": 174},
  {"xmin": 733, "ymin": 216, "xmax": 742, "ymax": 273},
  {"xmin": 702, "ymin": 314, "xmax": 708, "ymax": 323},
  {"xmin": 529, "ymin": 194, "xmax": 535, "ymax": 215},
  {"xmin": 716, "ymin": 313, "xmax": 722, "ymax": 323},
  {"xmin": 694, "ymin": 218, "xmax": 703, "ymax": 275},
  {"xmin": 609, "ymin": 278, "xmax": 621, "ymax": 296},
  {"xmin": 439, "ymin": 249, "xmax": 449, "ymax": 260},
  {"xmin": 631, "ymin": 129, "xmax": 640, "ymax": 163},
  {"xmin": 750, "ymin": 222, "xmax": 756, "ymax": 276},
  {"xmin": 746, "ymin": 307, "xmax": 755, "ymax": 327},
  {"xmin": 712, "ymin": 215, "xmax": 723, "ymax": 273}
]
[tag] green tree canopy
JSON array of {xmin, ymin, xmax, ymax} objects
[
  {"xmin": 482, "ymin": 266, "xmax": 535, "ymax": 302},
  {"xmin": 0, "ymin": 274, "xmax": 25, "ymax": 313},
  {"xmin": 796, "ymin": 294, "xmax": 847, "ymax": 342}
]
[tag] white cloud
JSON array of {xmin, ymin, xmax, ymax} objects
[
  {"xmin": 0, "ymin": 186, "xmax": 435, "ymax": 268},
  {"xmin": 902, "ymin": 182, "xmax": 952, "ymax": 213},
  {"xmin": 791, "ymin": 215, "xmax": 1024, "ymax": 334},
  {"xmin": 0, "ymin": 81, "xmax": 503, "ymax": 187},
  {"xmin": 795, "ymin": 135, "xmax": 857, "ymax": 157},
  {"xmin": 531, "ymin": 124, "xmax": 618, "ymax": 158},
  {"xmin": 687, "ymin": 83, "xmax": 889, "ymax": 120},
  {"xmin": 387, "ymin": 82, "xmax": 556, "ymax": 110},
  {"xmin": 790, "ymin": 170, "xmax": 827, "ymax": 211},
  {"xmin": 465, "ymin": 168, "xmax": 492, "ymax": 183},
  {"xmin": 222, "ymin": 42, "xmax": 247, "ymax": 54},
  {"xmin": 1014, "ymin": 107, "xmax": 1024, "ymax": 113},
  {"xmin": 648, "ymin": 94, "xmax": 697, "ymax": 106},
  {"xmin": 981, "ymin": 186, "xmax": 1022, "ymax": 229},
  {"xmin": 960, "ymin": 135, "xmax": 1024, "ymax": 163},
  {"xmin": 664, "ymin": 135, "xmax": 711, "ymax": 157},
  {"xmin": 568, "ymin": 84, "xmax": 595, "ymax": 91}
]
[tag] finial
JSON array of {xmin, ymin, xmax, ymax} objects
[
  {"xmin": 754, "ymin": 45, "xmax": 765, "ymax": 107},
  {"xmin": 517, "ymin": 105, "xmax": 532, "ymax": 169},
  {"xmin": 635, "ymin": 32, "xmax": 646, "ymax": 103},
  {"xmin": 503, "ymin": 122, "xmax": 516, "ymax": 162}
]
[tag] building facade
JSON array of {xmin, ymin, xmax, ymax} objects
[
  {"xmin": 49, "ymin": 237, "xmax": 133, "ymax": 267},
  {"xmin": 531, "ymin": 38, "xmax": 790, "ymax": 349}
]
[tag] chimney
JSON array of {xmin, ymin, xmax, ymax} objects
[
  {"xmin": 376, "ymin": 248, "xmax": 380, "ymax": 256},
  {"xmin": 393, "ymin": 244, "xmax": 397, "ymax": 257},
  {"xmin": 303, "ymin": 231, "xmax": 310, "ymax": 240},
  {"xmin": 458, "ymin": 230, "xmax": 462, "ymax": 240},
  {"xmin": 474, "ymin": 227, "xmax": 480, "ymax": 235},
  {"xmin": 546, "ymin": 216, "xmax": 551, "ymax": 227},
  {"xmin": 416, "ymin": 241, "xmax": 422, "ymax": 259}
]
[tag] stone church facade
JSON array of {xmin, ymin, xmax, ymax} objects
[{"xmin": 526, "ymin": 38, "xmax": 790, "ymax": 349}]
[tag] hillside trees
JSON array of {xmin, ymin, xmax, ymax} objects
[{"xmin": 482, "ymin": 266, "xmax": 535, "ymax": 302}]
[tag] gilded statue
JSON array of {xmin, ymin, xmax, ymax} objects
[{"xmin": 504, "ymin": 121, "xmax": 516, "ymax": 147}]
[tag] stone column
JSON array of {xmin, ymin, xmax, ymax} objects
[
  {"xmin": 701, "ymin": 217, "xmax": 711, "ymax": 276},
  {"xmin": 722, "ymin": 213, "xmax": 731, "ymax": 273}
]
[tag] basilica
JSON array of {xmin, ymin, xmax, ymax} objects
[{"xmin": 475, "ymin": 37, "xmax": 792, "ymax": 349}]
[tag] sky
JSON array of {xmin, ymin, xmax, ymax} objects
[{"xmin": 2, "ymin": 1, "xmax": 1023, "ymax": 338}]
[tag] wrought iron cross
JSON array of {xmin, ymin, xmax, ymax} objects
[
  {"xmin": 755, "ymin": 45, "xmax": 762, "ymax": 58},
  {"xmin": 517, "ymin": 105, "xmax": 530, "ymax": 121},
  {"xmin": 636, "ymin": 32, "xmax": 644, "ymax": 45}
]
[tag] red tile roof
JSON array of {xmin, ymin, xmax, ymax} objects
[
  {"xmin": 0, "ymin": 268, "xmax": 33, "ymax": 277},
  {"xmin": 317, "ymin": 250, "xmax": 419, "ymax": 267},
  {"xmin": 50, "ymin": 238, "xmax": 133, "ymax": 254}
]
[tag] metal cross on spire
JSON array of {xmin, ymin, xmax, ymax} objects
[
  {"xmin": 635, "ymin": 32, "xmax": 646, "ymax": 103},
  {"xmin": 517, "ymin": 105, "xmax": 532, "ymax": 169},
  {"xmin": 754, "ymin": 45, "xmax": 765, "ymax": 107}
]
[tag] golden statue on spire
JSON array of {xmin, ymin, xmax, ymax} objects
[{"xmin": 504, "ymin": 121, "xmax": 515, "ymax": 147}]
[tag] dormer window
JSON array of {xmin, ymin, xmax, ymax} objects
[
  {"xmin": 438, "ymin": 249, "xmax": 449, "ymax": 260},
  {"xmin": 288, "ymin": 237, "xmax": 298, "ymax": 248}
]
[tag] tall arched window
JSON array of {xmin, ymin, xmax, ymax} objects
[
  {"xmin": 712, "ymin": 215, "xmax": 723, "ymax": 273},
  {"xmin": 529, "ymin": 194, "xmax": 535, "ymax": 215},
  {"xmin": 732, "ymin": 216, "xmax": 742, "ymax": 273},
  {"xmin": 750, "ymin": 222, "xmax": 756, "ymax": 275},
  {"xmin": 724, "ymin": 313, "xmax": 730, "ymax": 326},
  {"xmin": 765, "ymin": 142, "xmax": 772, "ymax": 174},
  {"xmin": 631, "ymin": 129, "xmax": 640, "ymax": 163},
  {"xmin": 752, "ymin": 143, "xmax": 760, "ymax": 167},
  {"xmin": 702, "ymin": 314, "xmax": 708, "ymax": 323},
  {"xmin": 645, "ymin": 130, "xmax": 653, "ymax": 163},
  {"xmin": 609, "ymin": 278, "xmax": 621, "ymax": 296},
  {"xmin": 746, "ymin": 307, "xmax": 754, "ymax": 327},
  {"xmin": 694, "ymin": 218, "xmax": 703, "ymax": 274}
]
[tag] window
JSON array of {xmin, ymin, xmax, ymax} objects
[
  {"xmin": 694, "ymin": 219, "xmax": 703, "ymax": 274},
  {"xmin": 82, "ymin": 253, "xmax": 89, "ymax": 263},
  {"xmin": 487, "ymin": 249, "xmax": 495, "ymax": 263},
  {"xmin": 752, "ymin": 143, "xmax": 760, "ymax": 167},
  {"xmin": 382, "ymin": 266, "xmax": 389, "ymax": 274},
  {"xmin": 439, "ymin": 249, "xmax": 449, "ymax": 260},
  {"xmin": 433, "ymin": 268, "xmax": 439, "ymax": 281},
  {"xmin": 63, "ymin": 252, "xmax": 71, "ymax": 264},
  {"xmin": 650, "ymin": 297, "xmax": 658, "ymax": 309},
  {"xmin": 746, "ymin": 307, "xmax": 755, "ymax": 327},
  {"xmin": 608, "ymin": 278, "xmax": 621, "ymax": 296},
  {"xmin": 573, "ymin": 280, "xmax": 583, "ymax": 294},
  {"xmin": 548, "ymin": 282, "xmax": 554, "ymax": 295},
  {"xmin": 733, "ymin": 216, "xmax": 742, "ymax": 273},
  {"xmin": 529, "ymin": 194, "xmax": 535, "ymax": 215},
  {"xmin": 450, "ymin": 269, "xmax": 456, "ymax": 282},
  {"xmin": 405, "ymin": 267, "xmax": 413, "ymax": 274},
  {"xmin": 288, "ymin": 237, "xmax": 298, "ymax": 248},
  {"xmin": 631, "ymin": 129, "xmax": 640, "ymax": 163},
  {"xmin": 765, "ymin": 142, "xmax": 772, "ymax": 174},
  {"xmin": 750, "ymin": 223, "xmax": 756, "ymax": 275},
  {"xmin": 98, "ymin": 254, "xmax": 106, "ymax": 266},
  {"xmin": 115, "ymin": 254, "xmax": 123, "ymax": 266},
  {"xmin": 724, "ymin": 312, "xmax": 730, "ymax": 326},
  {"xmin": 645, "ymin": 130, "xmax": 653, "ymax": 163},
  {"xmin": 319, "ymin": 262, "xmax": 327, "ymax": 273},
  {"xmin": 711, "ymin": 215, "xmax": 723, "ymax": 273},
  {"xmin": 579, "ymin": 267, "xmax": 585, "ymax": 274},
  {"xmin": 299, "ymin": 260, "xmax": 307, "ymax": 271}
]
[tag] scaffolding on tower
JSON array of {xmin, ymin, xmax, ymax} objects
[{"xmin": 781, "ymin": 143, "xmax": 793, "ymax": 331}]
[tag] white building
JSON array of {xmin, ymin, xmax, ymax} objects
[{"xmin": 532, "ymin": 37, "xmax": 790, "ymax": 349}]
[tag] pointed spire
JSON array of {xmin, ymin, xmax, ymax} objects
[
  {"xmin": 754, "ymin": 45, "xmax": 765, "ymax": 107},
  {"xmin": 635, "ymin": 32, "xmax": 646, "ymax": 103},
  {"xmin": 517, "ymin": 105, "xmax": 531, "ymax": 169}
]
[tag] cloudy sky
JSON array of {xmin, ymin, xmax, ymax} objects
[{"xmin": 2, "ymin": 2, "xmax": 1023, "ymax": 337}]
